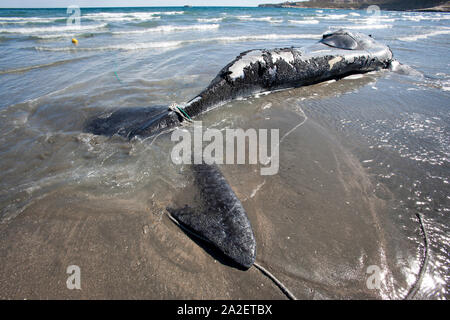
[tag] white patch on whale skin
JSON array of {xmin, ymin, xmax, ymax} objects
[
  {"xmin": 268, "ymin": 66, "xmax": 277, "ymax": 78},
  {"xmin": 185, "ymin": 96, "xmax": 201, "ymax": 108},
  {"xmin": 328, "ymin": 56, "xmax": 343, "ymax": 69},
  {"xmin": 229, "ymin": 50, "xmax": 265, "ymax": 80},
  {"xmin": 271, "ymin": 51, "xmax": 295, "ymax": 67},
  {"xmin": 343, "ymin": 74, "xmax": 364, "ymax": 80},
  {"xmin": 309, "ymin": 49, "xmax": 332, "ymax": 54}
]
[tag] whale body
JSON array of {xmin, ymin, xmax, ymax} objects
[
  {"xmin": 86, "ymin": 30, "xmax": 393, "ymax": 139},
  {"xmin": 85, "ymin": 30, "xmax": 394, "ymax": 269}
]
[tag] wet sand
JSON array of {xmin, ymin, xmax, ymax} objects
[
  {"xmin": 0, "ymin": 87, "xmax": 414, "ymax": 299},
  {"xmin": 0, "ymin": 188, "xmax": 286, "ymax": 299}
]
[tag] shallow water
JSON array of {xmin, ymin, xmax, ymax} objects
[{"xmin": 0, "ymin": 7, "xmax": 448, "ymax": 299}]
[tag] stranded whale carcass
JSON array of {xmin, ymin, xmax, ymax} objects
[
  {"xmin": 85, "ymin": 30, "xmax": 394, "ymax": 270},
  {"xmin": 86, "ymin": 30, "xmax": 394, "ymax": 139}
]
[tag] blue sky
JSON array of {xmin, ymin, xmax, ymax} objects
[{"xmin": 0, "ymin": 0, "xmax": 281, "ymax": 8}]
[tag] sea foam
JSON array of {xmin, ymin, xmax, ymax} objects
[
  {"xmin": 398, "ymin": 29, "xmax": 450, "ymax": 42},
  {"xmin": 0, "ymin": 23, "xmax": 107, "ymax": 34},
  {"xmin": 112, "ymin": 24, "xmax": 220, "ymax": 35}
]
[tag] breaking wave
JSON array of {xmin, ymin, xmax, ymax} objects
[
  {"xmin": 235, "ymin": 16, "xmax": 283, "ymax": 23},
  {"xmin": 0, "ymin": 23, "xmax": 107, "ymax": 34},
  {"xmin": 34, "ymin": 33, "xmax": 322, "ymax": 52},
  {"xmin": 398, "ymin": 29, "xmax": 450, "ymax": 42},
  {"xmin": 197, "ymin": 18, "xmax": 223, "ymax": 23},
  {"xmin": 334, "ymin": 24, "xmax": 393, "ymax": 30},
  {"xmin": 111, "ymin": 24, "xmax": 220, "ymax": 35},
  {"xmin": 289, "ymin": 19, "xmax": 320, "ymax": 25}
]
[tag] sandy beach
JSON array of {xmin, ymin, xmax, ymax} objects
[{"xmin": 0, "ymin": 6, "xmax": 448, "ymax": 299}]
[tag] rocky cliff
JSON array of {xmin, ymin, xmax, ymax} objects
[{"xmin": 258, "ymin": 0, "xmax": 450, "ymax": 12}]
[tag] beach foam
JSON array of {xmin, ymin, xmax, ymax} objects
[
  {"xmin": 335, "ymin": 24, "xmax": 393, "ymax": 30},
  {"xmin": 398, "ymin": 29, "xmax": 450, "ymax": 42},
  {"xmin": 83, "ymin": 11, "xmax": 183, "ymax": 18},
  {"xmin": 209, "ymin": 33, "xmax": 321, "ymax": 43},
  {"xmin": 34, "ymin": 40, "xmax": 184, "ymax": 52},
  {"xmin": 112, "ymin": 24, "xmax": 220, "ymax": 35},
  {"xmin": 289, "ymin": 19, "xmax": 320, "ymax": 25},
  {"xmin": 33, "ymin": 33, "xmax": 322, "ymax": 52},
  {"xmin": 0, "ymin": 23, "xmax": 107, "ymax": 34},
  {"xmin": 236, "ymin": 16, "xmax": 283, "ymax": 23},
  {"xmin": 197, "ymin": 18, "xmax": 223, "ymax": 23},
  {"xmin": 0, "ymin": 17, "xmax": 63, "ymax": 24},
  {"xmin": 319, "ymin": 14, "xmax": 348, "ymax": 20}
]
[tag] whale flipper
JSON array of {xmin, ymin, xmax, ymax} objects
[{"xmin": 169, "ymin": 164, "xmax": 256, "ymax": 269}]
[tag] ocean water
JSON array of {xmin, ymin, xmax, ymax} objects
[{"xmin": 0, "ymin": 7, "xmax": 448, "ymax": 299}]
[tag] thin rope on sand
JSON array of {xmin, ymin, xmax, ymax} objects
[
  {"xmin": 260, "ymin": 102, "xmax": 308, "ymax": 167},
  {"xmin": 253, "ymin": 262, "xmax": 297, "ymax": 300},
  {"xmin": 406, "ymin": 213, "xmax": 430, "ymax": 300},
  {"xmin": 279, "ymin": 103, "xmax": 308, "ymax": 144}
]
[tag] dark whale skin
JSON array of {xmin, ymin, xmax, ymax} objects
[
  {"xmin": 169, "ymin": 164, "xmax": 256, "ymax": 269},
  {"xmin": 182, "ymin": 29, "xmax": 393, "ymax": 119}
]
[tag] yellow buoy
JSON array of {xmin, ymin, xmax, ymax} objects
[{"xmin": 71, "ymin": 38, "xmax": 78, "ymax": 45}]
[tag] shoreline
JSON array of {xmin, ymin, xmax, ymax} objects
[{"xmin": 259, "ymin": 1, "xmax": 450, "ymax": 12}]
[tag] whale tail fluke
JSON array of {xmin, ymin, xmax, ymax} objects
[{"xmin": 84, "ymin": 106, "xmax": 180, "ymax": 139}]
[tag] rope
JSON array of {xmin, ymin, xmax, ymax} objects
[
  {"xmin": 113, "ymin": 60, "xmax": 122, "ymax": 84},
  {"xmin": 165, "ymin": 211, "xmax": 296, "ymax": 300},
  {"xmin": 279, "ymin": 104, "xmax": 308, "ymax": 145},
  {"xmin": 114, "ymin": 71, "xmax": 122, "ymax": 84},
  {"xmin": 253, "ymin": 262, "xmax": 297, "ymax": 300},
  {"xmin": 169, "ymin": 103, "xmax": 193, "ymax": 123},
  {"xmin": 405, "ymin": 213, "xmax": 430, "ymax": 300}
]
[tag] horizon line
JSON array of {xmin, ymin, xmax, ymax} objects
[{"xmin": 0, "ymin": 5, "xmax": 267, "ymax": 9}]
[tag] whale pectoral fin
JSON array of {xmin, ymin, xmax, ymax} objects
[
  {"xmin": 84, "ymin": 106, "xmax": 179, "ymax": 139},
  {"xmin": 166, "ymin": 164, "xmax": 256, "ymax": 270}
]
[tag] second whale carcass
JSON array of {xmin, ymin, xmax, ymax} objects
[{"xmin": 85, "ymin": 30, "xmax": 395, "ymax": 270}]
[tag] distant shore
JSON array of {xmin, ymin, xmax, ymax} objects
[{"xmin": 259, "ymin": 1, "xmax": 450, "ymax": 12}]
